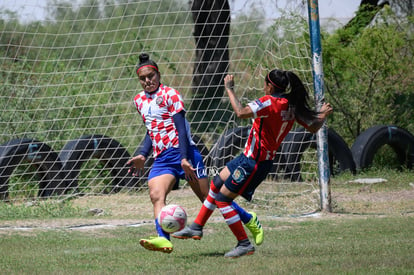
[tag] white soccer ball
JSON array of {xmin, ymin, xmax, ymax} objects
[{"xmin": 157, "ymin": 204, "xmax": 187, "ymax": 233}]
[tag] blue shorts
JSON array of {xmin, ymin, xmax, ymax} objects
[
  {"xmin": 149, "ymin": 146, "xmax": 207, "ymax": 183},
  {"xmin": 225, "ymin": 153, "xmax": 273, "ymax": 201}
]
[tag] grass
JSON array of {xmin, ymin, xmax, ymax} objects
[
  {"xmin": 0, "ymin": 216, "xmax": 413, "ymax": 274},
  {"xmin": 0, "ymin": 200, "xmax": 86, "ymax": 220},
  {"xmin": 0, "ymin": 168, "xmax": 413, "ymax": 274}
]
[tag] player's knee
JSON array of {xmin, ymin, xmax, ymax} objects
[
  {"xmin": 148, "ymin": 187, "xmax": 166, "ymax": 205},
  {"xmin": 215, "ymin": 191, "xmax": 233, "ymax": 203},
  {"xmin": 213, "ymin": 175, "xmax": 224, "ymax": 190}
]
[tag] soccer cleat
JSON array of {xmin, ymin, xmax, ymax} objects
[
  {"xmin": 171, "ymin": 226, "xmax": 203, "ymax": 240},
  {"xmin": 139, "ymin": 236, "xmax": 173, "ymax": 253},
  {"xmin": 224, "ymin": 243, "xmax": 255, "ymax": 258},
  {"xmin": 245, "ymin": 212, "xmax": 264, "ymax": 246}
]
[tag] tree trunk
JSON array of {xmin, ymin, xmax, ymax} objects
[{"xmin": 190, "ymin": 0, "xmax": 231, "ymax": 131}]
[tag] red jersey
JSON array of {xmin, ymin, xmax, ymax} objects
[{"xmin": 244, "ymin": 94, "xmax": 307, "ymax": 162}]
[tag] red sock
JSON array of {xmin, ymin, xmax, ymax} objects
[
  {"xmin": 194, "ymin": 180, "xmax": 218, "ymax": 226},
  {"xmin": 216, "ymin": 200, "xmax": 248, "ymax": 241}
]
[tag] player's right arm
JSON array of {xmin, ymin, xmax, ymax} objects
[
  {"xmin": 127, "ymin": 132, "xmax": 152, "ymax": 176},
  {"xmin": 224, "ymin": 74, "xmax": 254, "ymax": 119}
]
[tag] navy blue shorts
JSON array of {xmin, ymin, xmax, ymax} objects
[
  {"xmin": 225, "ymin": 153, "xmax": 273, "ymax": 201},
  {"xmin": 149, "ymin": 146, "xmax": 207, "ymax": 183}
]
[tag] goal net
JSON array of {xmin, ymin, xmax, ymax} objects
[{"xmin": 0, "ymin": 0, "xmax": 324, "ymax": 216}]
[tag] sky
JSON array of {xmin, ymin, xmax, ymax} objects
[
  {"xmin": 318, "ymin": 0, "xmax": 361, "ymax": 19},
  {"xmin": 0, "ymin": 0, "xmax": 361, "ymax": 23}
]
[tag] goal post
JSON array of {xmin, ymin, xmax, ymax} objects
[
  {"xmin": 0, "ymin": 0, "xmax": 332, "ymax": 215},
  {"xmin": 307, "ymin": 0, "xmax": 332, "ymax": 212}
]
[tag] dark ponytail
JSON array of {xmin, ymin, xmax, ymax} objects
[{"xmin": 267, "ymin": 69, "xmax": 318, "ymax": 120}]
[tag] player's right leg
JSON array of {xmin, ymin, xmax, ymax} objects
[
  {"xmin": 210, "ymin": 172, "xmax": 265, "ymax": 245},
  {"xmin": 139, "ymin": 172, "xmax": 176, "ymax": 253}
]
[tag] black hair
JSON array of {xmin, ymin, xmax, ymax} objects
[
  {"xmin": 266, "ymin": 69, "xmax": 319, "ymax": 120},
  {"xmin": 136, "ymin": 53, "xmax": 159, "ymax": 75}
]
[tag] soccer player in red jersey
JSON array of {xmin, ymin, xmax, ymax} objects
[
  {"xmin": 173, "ymin": 70, "xmax": 333, "ymax": 258},
  {"xmin": 128, "ymin": 53, "xmax": 263, "ymax": 253}
]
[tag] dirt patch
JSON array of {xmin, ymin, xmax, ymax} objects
[{"xmin": 1, "ymin": 185, "xmax": 413, "ymax": 233}]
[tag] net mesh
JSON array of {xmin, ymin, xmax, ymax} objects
[{"xmin": 0, "ymin": 0, "xmax": 322, "ymax": 216}]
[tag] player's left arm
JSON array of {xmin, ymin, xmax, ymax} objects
[
  {"xmin": 173, "ymin": 111, "xmax": 198, "ymax": 183},
  {"xmin": 297, "ymin": 102, "xmax": 333, "ymax": 133}
]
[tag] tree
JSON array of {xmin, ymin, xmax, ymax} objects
[
  {"xmin": 323, "ymin": 6, "xmax": 414, "ymax": 143},
  {"xmin": 189, "ymin": 0, "xmax": 231, "ymax": 131}
]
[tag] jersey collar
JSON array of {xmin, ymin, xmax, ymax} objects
[
  {"xmin": 144, "ymin": 84, "xmax": 162, "ymax": 98},
  {"xmin": 271, "ymin": 92, "xmax": 287, "ymax": 99}
]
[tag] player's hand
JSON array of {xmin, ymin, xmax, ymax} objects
[
  {"xmin": 319, "ymin": 102, "xmax": 333, "ymax": 118},
  {"xmin": 224, "ymin": 74, "xmax": 234, "ymax": 90},
  {"xmin": 181, "ymin": 158, "xmax": 198, "ymax": 184},
  {"xmin": 127, "ymin": 155, "xmax": 146, "ymax": 176}
]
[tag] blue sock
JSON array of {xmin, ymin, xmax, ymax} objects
[
  {"xmin": 231, "ymin": 201, "xmax": 252, "ymax": 224},
  {"xmin": 155, "ymin": 218, "xmax": 170, "ymax": 240}
]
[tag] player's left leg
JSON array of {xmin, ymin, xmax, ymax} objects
[
  {"xmin": 215, "ymin": 190, "xmax": 255, "ymax": 258},
  {"xmin": 214, "ymin": 169, "xmax": 264, "ymax": 245},
  {"xmin": 217, "ymin": 163, "xmax": 264, "ymax": 245},
  {"xmin": 185, "ymin": 145, "xmax": 209, "ymax": 202}
]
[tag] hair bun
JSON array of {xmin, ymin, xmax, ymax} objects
[
  {"xmin": 139, "ymin": 53, "xmax": 150, "ymax": 64},
  {"xmin": 136, "ymin": 53, "xmax": 159, "ymax": 74}
]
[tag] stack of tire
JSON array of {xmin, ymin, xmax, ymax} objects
[
  {"xmin": 0, "ymin": 135, "xmax": 139, "ymax": 201},
  {"xmin": 203, "ymin": 125, "xmax": 414, "ymax": 181},
  {"xmin": 206, "ymin": 126, "xmax": 357, "ymax": 182},
  {"xmin": 0, "ymin": 125, "xmax": 413, "ymax": 201}
]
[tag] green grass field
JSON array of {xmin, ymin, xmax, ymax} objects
[
  {"xmin": 0, "ymin": 216, "xmax": 413, "ymax": 274},
  {"xmin": 0, "ymin": 169, "xmax": 413, "ymax": 274}
]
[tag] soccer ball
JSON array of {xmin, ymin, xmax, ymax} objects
[{"xmin": 157, "ymin": 204, "xmax": 187, "ymax": 233}]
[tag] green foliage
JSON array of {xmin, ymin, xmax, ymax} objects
[
  {"xmin": 0, "ymin": 0, "xmax": 193, "ymax": 152},
  {"xmin": 322, "ymin": 7, "xmax": 414, "ymax": 144}
]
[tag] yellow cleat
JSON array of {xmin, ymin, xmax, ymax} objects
[
  {"xmin": 139, "ymin": 236, "xmax": 173, "ymax": 253},
  {"xmin": 245, "ymin": 212, "xmax": 264, "ymax": 246}
]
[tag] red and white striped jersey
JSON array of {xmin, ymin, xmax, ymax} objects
[
  {"xmin": 244, "ymin": 94, "xmax": 307, "ymax": 162},
  {"xmin": 133, "ymin": 84, "xmax": 194, "ymax": 158}
]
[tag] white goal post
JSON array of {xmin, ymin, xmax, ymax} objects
[{"xmin": 0, "ymin": 0, "xmax": 330, "ymax": 215}]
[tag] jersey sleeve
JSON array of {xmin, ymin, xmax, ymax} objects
[
  {"xmin": 247, "ymin": 96, "xmax": 272, "ymax": 118},
  {"xmin": 133, "ymin": 93, "xmax": 143, "ymax": 115},
  {"xmin": 166, "ymin": 88, "xmax": 185, "ymax": 116}
]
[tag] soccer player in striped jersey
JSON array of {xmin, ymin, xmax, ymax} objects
[
  {"xmin": 172, "ymin": 70, "xmax": 333, "ymax": 258},
  {"xmin": 128, "ymin": 53, "xmax": 263, "ymax": 254}
]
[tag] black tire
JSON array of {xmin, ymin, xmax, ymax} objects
[
  {"xmin": 351, "ymin": 125, "xmax": 414, "ymax": 170},
  {"xmin": 209, "ymin": 126, "xmax": 251, "ymax": 170},
  {"xmin": 283, "ymin": 127, "xmax": 356, "ymax": 181},
  {"xmin": 59, "ymin": 135, "xmax": 133, "ymax": 194},
  {"xmin": 0, "ymin": 138, "xmax": 65, "ymax": 200}
]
